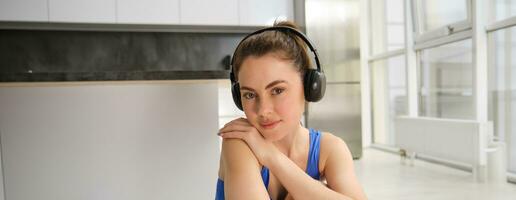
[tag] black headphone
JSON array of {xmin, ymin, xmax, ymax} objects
[{"xmin": 230, "ymin": 26, "xmax": 326, "ymax": 111}]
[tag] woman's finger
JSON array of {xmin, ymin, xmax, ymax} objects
[
  {"xmin": 220, "ymin": 119, "xmax": 254, "ymax": 131},
  {"xmin": 219, "ymin": 123, "xmax": 252, "ymax": 134},
  {"xmin": 219, "ymin": 130, "xmax": 247, "ymax": 140},
  {"xmin": 226, "ymin": 118, "xmax": 252, "ymax": 127}
]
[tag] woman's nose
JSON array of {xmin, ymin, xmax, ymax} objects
[{"xmin": 256, "ymin": 97, "xmax": 273, "ymax": 117}]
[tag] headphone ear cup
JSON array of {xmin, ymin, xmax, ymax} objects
[
  {"xmin": 231, "ymin": 82, "xmax": 243, "ymax": 111},
  {"xmin": 303, "ymin": 69, "xmax": 314, "ymax": 101},
  {"xmin": 304, "ymin": 69, "xmax": 326, "ymax": 102}
]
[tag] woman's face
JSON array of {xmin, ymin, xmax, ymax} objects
[{"xmin": 237, "ymin": 53, "xmax": 305, "ymax": 141}]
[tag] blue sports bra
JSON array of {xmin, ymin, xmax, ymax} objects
[{"xmin": 215, "ymin": 128, "xmax": 322, "ymax": 200}]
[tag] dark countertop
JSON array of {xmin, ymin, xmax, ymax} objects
[
  {"xmin": 0, "ymin": 70, "xmax": 230, "ymax": 82},
  {"xmin": 0, "ymin": 28, "xmax": 245, "ymax": 82}
]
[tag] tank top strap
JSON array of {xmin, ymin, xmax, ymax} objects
[
  {"xmin": 306, "ymin": 128, "xmax": 321, "ymax": 179},
  {"xmin": 261, "ymin": 166, "xmax": 270, "ymax": 189}
]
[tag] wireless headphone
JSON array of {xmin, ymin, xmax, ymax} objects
[{"xmin": 230, "ymin": 26, "xmax": 326, "ymax": 111}]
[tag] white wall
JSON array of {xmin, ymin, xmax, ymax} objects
[{"xmin": 0, "ymin": 81, "xmax": 220, "ymax": 200}]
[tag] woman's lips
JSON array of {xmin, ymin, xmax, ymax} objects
[{"xmin": 260, "ymin": 120, "xmax": 280, "ymax": 129}]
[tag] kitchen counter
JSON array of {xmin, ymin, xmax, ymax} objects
[{"xmin": 0, "ymin": 70, "xmax": 229, "ymax": 82}]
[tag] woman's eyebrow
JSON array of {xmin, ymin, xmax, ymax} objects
[{"xmin": 240, "ymin": 80, "xmax": 288, "ymax": 91}]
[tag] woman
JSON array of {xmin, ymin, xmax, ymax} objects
[{"xmin": 216, "ymin": 21, "xmax": 367, "ymax": 200}]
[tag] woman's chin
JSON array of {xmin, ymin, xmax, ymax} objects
[{"xmin": 260, "ymin": 126, "xmax": 290, "ymax": 141}]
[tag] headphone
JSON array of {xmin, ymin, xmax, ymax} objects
[{"xmin": 230, "ymin": 26, "xmax": 326, "ymax": 111}]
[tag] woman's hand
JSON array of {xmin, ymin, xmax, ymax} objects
[{"xmin": 218, "ymin": 117, "xmax": 278, "ymax": 166}]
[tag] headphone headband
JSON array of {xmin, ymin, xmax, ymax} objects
[{"xmin": 230, "ymin": 26, "xmax": 322, "ymax": 81}]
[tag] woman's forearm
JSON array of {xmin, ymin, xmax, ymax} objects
[{"xmin": 265, "ymin": 149, "xmax": 354, "ymax": 200}]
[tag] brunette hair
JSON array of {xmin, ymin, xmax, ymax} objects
[{"xmin": 232, "ymin": 20, "xmax": 313, "ymax": 81}]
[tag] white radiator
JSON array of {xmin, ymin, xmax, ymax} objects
[{"xmin": 395, "ymin": 116, "xmax": 493, "ymax": 180}]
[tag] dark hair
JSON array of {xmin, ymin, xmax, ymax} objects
[{"xmin": 232, "ymin": 20, "xmax": 313, "ymax": 81}]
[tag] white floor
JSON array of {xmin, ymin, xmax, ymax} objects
[{"xmin": 354, "ymin": 148, "xmax": 516, "ymax": 200}]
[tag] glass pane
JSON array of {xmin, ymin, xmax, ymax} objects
[
  {"xmin": 419, "ymin": 39, "xmax": 474, "ymax": 119},
  {"xmin": 371, "ymin": 55, "xmax": 407, "ymax": 146},
  {"xmin": 488, "ymin": 27, "xmax": 516, "ymax": 173},
  {"xmin": 370, "ymin": 0, "xmax": 405, "ymax": 55},
  {"xmin": 418, "ymin": 0, "xmax": 468, "ymax": 32},
  {"xmin": 489, "ymin": 0, "xmax": 516, "ymax": 23}
]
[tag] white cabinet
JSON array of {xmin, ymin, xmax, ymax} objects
[
  {"xmin": 0, "ymin": 83, "xmax": 221, "ymax": 199},
  {"xmin": 48, "ymin": 0, "xmax": 116, "ymax": 23},
  {"xmin": 1, "ymin": 0, "xmax": 295, "ymax": 26},
  {"xmin": 180, "ymin": 0, "xmax": 239, "ymax": 25},
  {"xmin": 239, "ymin": 0, "xmax": 294, "ymax": 26},
  {"xmin": 0, "ymin": 0, "xmax": 48, "ymax": 22},
  {"xmin": 117, "ymin": 0, "xmax": 180, "ymax": 24}
]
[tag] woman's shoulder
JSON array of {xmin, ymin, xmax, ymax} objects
[
  {"xmin": 318, "ymin": 131, "xmax": 349, "ymax": 148},
  {"xmin": 218, "ymin": 138, "xmax": 261, "ymax": 181},
  {"xmin": 317, "ymin": 131, "xmax": 353, "ymax": 175}
]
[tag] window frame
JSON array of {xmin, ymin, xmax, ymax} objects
[{"xmin": 412, "ymin": 0, "xmax": 473, "ymax": 43}]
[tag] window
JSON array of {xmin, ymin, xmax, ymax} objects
[
  {"xmin": 418, "ymin": 39, "xmax": 474, "ymax": 119},
  {"xmin": 488, "ymin": 27, "xmax": 516, "ymax": 174},
  {"xmin": 372, "ymin": 55, "xmax": 407, "ymax": 146},
  {"xmin": 366, "ymin": 0, "xmax": 516, "ymax": 181},
  {"xmin": 413, "ymin": 0, "xmax": 471, "ymax": 43},
  {"xmin": 416, "ymin": 0, "xmax": 469, "ymax": 32},
  {"xmin": 370, "ymin": 0, "xmax": 405, "ymax": 54},
  {"xmin": 489, "ymin": 0, "xmax": 516, "ymax": 23},
  {"xmin": 368, "ymin": 0, "xmax": 406, "ymax": 147}
]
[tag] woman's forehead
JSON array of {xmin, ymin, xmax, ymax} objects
[{"xmin": 238, "ymin": 54, "xmax": 300, "ymax": 86}]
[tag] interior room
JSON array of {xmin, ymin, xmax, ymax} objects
[{"xmin": 0, "ymin": 0, "xmax": 515, "ymax": 199}]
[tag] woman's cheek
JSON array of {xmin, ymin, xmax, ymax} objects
[{"xmin": 276, "ymin": 94, "xmax": 301, "ymax": 119}]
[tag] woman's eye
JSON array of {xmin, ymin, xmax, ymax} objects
[
  {"xmin": 242, "ymin": 92, "xmax": 256, "ymax": 99},
  {"xmin": 272, "ymin": 88, "xmax": 285, "ymax": 95}
]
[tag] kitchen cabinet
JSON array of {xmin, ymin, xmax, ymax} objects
[
  {"xmin": 48, "ymin": 0, "xmax": 116, "ymax": 23},
  {"xmin": 117, "ymin": 0, "xmax": 180, "ymax": 24},
  {"xmin": 1, "ymin": 0, "xmax": 294, "ymax": 26},
  {"xmin": 0, "ymin": 0, "xmax": 48, "ymax": 22},
  {"xmin": 0, "ymin": 82, "xmax": 221, "ymax": 199},
  {"xmin": 180, "ymin": 0, "xmax": 239, "ymax": 25},
  {"xmin": 239, "ymin": 0, "xmax": 293, "ymax": 26}
]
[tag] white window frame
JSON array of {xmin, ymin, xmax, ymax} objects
[
  {"xmin": 413, "ymin": 0, "xmax": 473, "ymax": 43},
  {"xmin": 484, "ymin": 0, "xmax": 516, "ymax": 181},
  {"xmin": 364, "ymin": 0, "xmax": 409, "ymax": 148},
  {"xmin": 363, "ymin": 0, "xmax": 491, "ymax": 145},
  {"xmin": 486, "ymin": 15, "xmax": 516, "ymax": 33},
  {"xmin": 362, "ymin": 0, "xmax": 516, "ymax": 181},
  {"xmin": 412, "ymin": 0, "xmax": 484, "ymax": 121}
]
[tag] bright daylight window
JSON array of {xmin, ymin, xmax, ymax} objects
[
  {"xmin": 418, "ymin": 39, "xmax": 474, "ymax": 119},
  {"xmin": 371, "ymin": 55, "xmax": 407, "ymax": 146},
  {"xmin": 489, "ymin": 0, "xmax": 516, "ymax": 23},
  {"xmin": 370, "ymin": 0, "xmax": 405, "ymax": 54},
  {"xmin": 369, "ymin": 0, "xmax": 406, "ymax": 147},
  {"xmin": 416, "ymin": 0, "xmax": 469, "ymax": 33},
  {"xmin": 488, "ymin": 26, "xmax": 516, "ymax": 175}
]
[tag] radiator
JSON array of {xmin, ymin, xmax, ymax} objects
[{"xmin": 395, "ymin": 116, "xmax": 493, "ymax": 180}]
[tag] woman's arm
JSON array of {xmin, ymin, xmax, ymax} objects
[
  {"xmin": 221, "ymin": 138, "xmax": 270, "ymax": 200},
  {"xmin": 219, "ymin": 118, "xmax": 366, "ymax": 199},
  {"xmin": 322, "ymin": 134, "xmax": 367, "ymax": 199},
  {"xmin": 263, "ymin": 133, "xmax": 366, "ymax": 200}
]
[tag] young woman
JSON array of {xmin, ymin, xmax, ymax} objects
[{"xmin": 216, "ymin": 21, "xmax": 367, "ymax": 200}]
